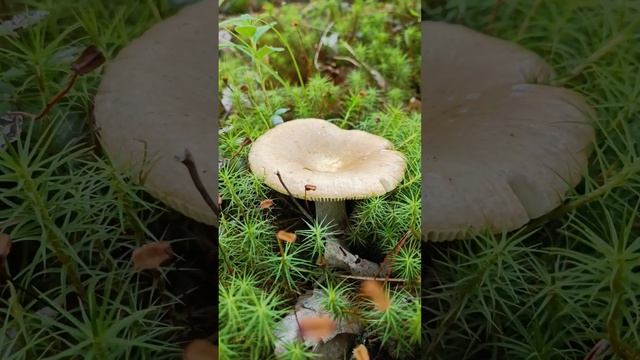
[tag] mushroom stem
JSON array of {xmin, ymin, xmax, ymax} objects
[
  {"xmin": 315, "ymin": 201, "xmax": 381, "ymax": 277},
  {"xmin": 315, "ymin": 201, "xmax": 348, "ymax": 230}
]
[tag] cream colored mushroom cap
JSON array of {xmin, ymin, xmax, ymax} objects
[
  {"xmin": 248, "ymin": 119, "xmax": 406, "ymax": 201},
  {"xmin": 94, "ymin": 0, "xmax": 216, "ymax": 225},
  {"xmin": 424, "ymin": 21, "xmax": 596, "ymax": 241}
]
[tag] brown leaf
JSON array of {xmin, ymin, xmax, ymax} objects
[
  {"xmin": 360, "ymin": 280, "xmax": 390, "ymax": 311},
  {"xmin": 183, "ymin": 339, "xmax": 217, "ymax": 360},
  {"xmin": 353, "ymin": 344, "xmax": 370, "ymax": 360},
  {"xmin": 132, "ymin": 241, "xmax": 173, "ymax": 272},
  {"xmin": 0, "ymin": 233, "xmax": 11, "ymax": 258},
  {"xmin": 260, "ymin": 199, "xmax": 274, "ymax": 209},
  {"xmin": 298, "ymin": 315, "xmax": 335, "ymax": 340},
  {"xmin": 276, "ymin": 230, "xmax": 296, "ymax": 244},
  {"xmin": 72, "ymin": 45, "xmax": 105, "ymax": 75},
  {"xmin": 407, "ymin": 97, "xmax": 421, "ymax": 113}
]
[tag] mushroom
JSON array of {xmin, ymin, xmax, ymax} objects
[
  {"xmin": 94, "ymin": 0, "xmax": 217, "ymax": 225},
  {"xmin": 423, "ymin": 21, "xmax": 596, "ymax": 241},
  {"xmin": 248, "ymin": 118, "xmax": 406, "ymax": 275}
]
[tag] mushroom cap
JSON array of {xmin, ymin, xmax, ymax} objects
[
  {"xmin": 248, "ymin": 119, "xmax": 406, "ymax": 201},
  {"xmin": 94, "ymin": 0, "xmax": 216, "ymax": 225},
  {"xmin": 424, "ymin": 21, "xmax": 596, "ymax": 241}
]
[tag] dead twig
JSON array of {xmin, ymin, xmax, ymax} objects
[
  {"xmin": 314, "ymin": 21, "xmax": 335, "ymax": 72},
  {"xmin": 34, "ymin": 45, "xmax": 105, "ymax": 120},
  {"xmin": 275, "ymin": 171, "xmax": 313, "ymax": 221},
  {"xmin": 379, "ymin": 230, "xmax": 411, "ymax": 283},
  {"xmin": 340, "ymin": 41, "xmax": 387, "ymax": 91},
  {"xmin": 335, "ymin": 274, "xmax": 410, "ymax": 283},
  {"xmin": 181, "ymin": 149, "xmax": 221, "ymax": 220}
]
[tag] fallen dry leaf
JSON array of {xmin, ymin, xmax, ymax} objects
[
  {"xmin": 260, "ymin": 199, "xmax": 274, "ymax": 209},
  {"xmin": 132, "ymin": 241, "xmax": 173, "ymax": 272},
  {"xmin": 407, "ymin": 97, "xmax": 421, "ymax": 113},
  {"xmin": 277, "ymin": 230, "xmax": 297, "ymax": 244},
  {"xmin": 183, "ymin": 339, "xmax": 217, "ymax": 360},
  {"xmin": 298, "ymin": 315, "xmax": 335, "ymax": 340},
  {"xmin": 0, "ymin": 233, "xmax": 11, "ymax": 258},
  {"xmin": 72, "ymin": 45, "xmax": 105, "ymax": 75},
  {"xmin": 353, "ymin": 344, "xmax": 370, "ymax": 360},
  {"xmin": 360, "ymin": 280, "xmax": 390, "ymax": 311}
]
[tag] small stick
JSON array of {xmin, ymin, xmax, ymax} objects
[
  {"xmin": 380, "ymin": 230, "xmax": 411, "ymax": 282},
  {"xmin": 293, "ymin": 309, "xmax": 306, "ymax": 343},
  {"xmin": 276, "ymin": 171, "xmax": 313, "ymax": 221},
  {"xmin": 34, "ymin": 73, "xmax": 78, "ymax": 120},
  {"xmin": 32, "ymin": 45, "xmax": 105, "ymax": 121},
  {"xmin": 228, "ymin": 137, "xmax": 252, "ymax": 161},
  {"xmin": 484, "ymin": 0, "xmax": 504, "ymax": 34},
  {"xmin": 335, "ymin": 274, "xmax": 410, "ymax": 283},
  {"xmin": 181, "ymin": 149, "xmax": 221, "ymax": 219},
  {"xmin": 304, "ymin": 184, "xmax": 316, "ymax": 211},
  {"xmin": 313, "ymin": 22, "xmax": 335, "ymax": 72}
]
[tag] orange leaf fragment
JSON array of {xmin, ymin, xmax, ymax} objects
[
  {"xmin": 353, "ymin": 344, "xmax": 370, "ymax": 360},
  {"xmin": 132, "ymin": 241, "xmax": 173, "ymax": 272},
  {"xmin": 72, "ymin": 45, "xmax": 106, "ymax": 76},
  {"xmin": 0, "ymin": 233, "xmax": 11, "ymax": 259},
  {"xmin": 298, "ymin": 315, "xmax": 335, "ymax": 340},
  {"xmin": 276, "ymin": 230, "xmax": 297, "ymax": 244},
  {"xmin": 407, "ymin": 97, "xmax": 421, "ymax": 113},
  {"xmin": 360, "ymin": 280, "xmax": 391, "ymax": 311},
  {"xmin": 260, "ymin": 199, "xmax": 274, "ymax": 209},
  {"xmin": 183, "ymin": 339, "xmax": 217, "ymax": 360}
]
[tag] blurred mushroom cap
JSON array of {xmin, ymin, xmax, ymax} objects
[
  {"xmin": 248, "ymin": 119, "xmax": 406, "ymax": 201},
  {"xmin": 94, "ymin": 0, "xmax": 216, "ymax": 225},
  {"xmin": 423, "ymin": 21, "xmax": 596, "ymax": 241}
]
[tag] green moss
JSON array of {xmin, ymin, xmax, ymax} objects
[
  {"xmin": 424, "ymin": 1, "xmax": 640, "ymax": 358},
  {"xmin": 219, "ymin": 1, "xmax": 421, "ymax": 358}
]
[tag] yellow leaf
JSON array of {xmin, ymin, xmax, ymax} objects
[
  {"xmin": 353, "ymin": 344, "xmax": 370, "ymax": 360},
  {"xmin": 360, "ymin": 280, "xmax": 390, "ymax": 311},
  {"xmin": 298, "ymin": 315, "xmax": 335, "ymax": 340},
  {"xmin": 260, "ymin": 199, "xmax": 274, "ymax": 209},
  {"xmin": 132, "ymin": 241, "xmax": 173, "ymax": 272},
  {"xmin": 276, "ymin": 230, "xmax": 296, "ymax": 244},
  {"xmin": 183, "ymin": 339, "xmax": 217, "ymax": 360}
]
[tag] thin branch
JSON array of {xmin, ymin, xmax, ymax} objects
[
  {"xmin": 275, "ymin": 171, "xmax": 313, "ymax": 221},
  {"xmin": 379, "ymin": 230, "xmax": 411, "ymax": 283},
  {"xmin": 34, "ymin": 73, "xmax": 78, "ymax": 120},
  {"xmin": 181, "ymin": 149, "xmax": 221, "ymax": 219},
  {"xmin": 335, "ymin": 274, "xmax": 411, "ymax": 283},
  {"xmin": 314, "ymin": 21, "xmax": 335, "ymax": 72}
]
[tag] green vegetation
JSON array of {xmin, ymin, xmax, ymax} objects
[
  {"xmin": 424, "ymin": 1, "xmax": 640, "ymax": 359},
  {"xmin": 1, "ymin": 1, "xmax": 215, "ymax": 358},
  {"xmin": 218, "ymin": 1, "xmax": 421, "ymax": 358}
]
